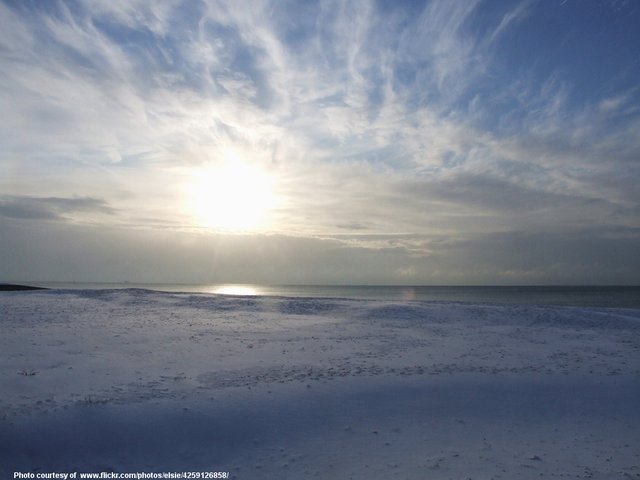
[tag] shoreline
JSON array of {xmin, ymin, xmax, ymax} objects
[
  {"xmin": 0, "ymin": 283, "xmax": 48, "ymax": 291},
  {"xmin": 3, "ymin": 282, "xmax": 639, "ymax": 308}
]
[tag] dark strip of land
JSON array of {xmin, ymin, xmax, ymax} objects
[{"xmin": 0, "ymin": 284, "xmax": 48, "ymax": 291}]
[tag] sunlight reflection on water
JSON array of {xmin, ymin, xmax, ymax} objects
[{"xmin": 210, "ymin": 284, "xmax": 261, "ymax": 296}]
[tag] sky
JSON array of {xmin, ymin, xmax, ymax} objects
[{"xmin": 1, "ymin": 0, "xmax": 639, "ymax": 285}]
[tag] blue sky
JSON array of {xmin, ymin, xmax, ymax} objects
[{"xmin": 1, "ymin": 0, "xmax": 639, "ymax": 284}]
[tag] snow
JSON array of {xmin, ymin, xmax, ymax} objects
[{"xmin": 1, "ymin": 289, "xmax": 639, "ymax": 479}]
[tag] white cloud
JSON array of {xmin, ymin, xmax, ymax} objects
[{"xmin": 1, "ymin": 0, "xmax": 638, "ymax": 283}]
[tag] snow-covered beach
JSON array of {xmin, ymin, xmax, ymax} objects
[{"xmin": 1, "ymin": 288, "xmax": 639, "ymax": 479}]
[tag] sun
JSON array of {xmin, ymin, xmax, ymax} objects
[{"xmin": 188, "ymin": 159, "xmax": 277, "ymax": 231}]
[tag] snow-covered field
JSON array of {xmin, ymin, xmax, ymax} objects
[{"xmin": 1, "ymin": 289, "xmax": 639, "ymax": 479}]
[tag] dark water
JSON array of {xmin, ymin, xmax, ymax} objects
[{"xmin": 32, "ymin": 282, "xmax": 640, "ymax": 308}]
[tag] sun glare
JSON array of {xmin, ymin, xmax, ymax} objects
[
  {"xmin": 211, "ymin": 285, "xmax": 260, "ymax": 296},
  {"xmin": 189, "ymin": 159, "xmax": 276, "ymax": 231}
]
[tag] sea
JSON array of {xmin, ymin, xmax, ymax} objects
[{"xmin": 28, "ymin": 282, "xmax": 640, "ymax": 308}]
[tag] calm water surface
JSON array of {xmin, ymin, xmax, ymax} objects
[{"xmin": 32, "ymin": 283, "xmax": 640, "ymax": 308}]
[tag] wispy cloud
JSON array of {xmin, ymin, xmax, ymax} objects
[{"xmin": 1, "ymin": 0, "xmax": 639, "ymax": 283}]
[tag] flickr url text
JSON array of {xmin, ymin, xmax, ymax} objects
[{"xmin": 14, "ymin": 472, "xmax": 229, "ymax": 479}]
